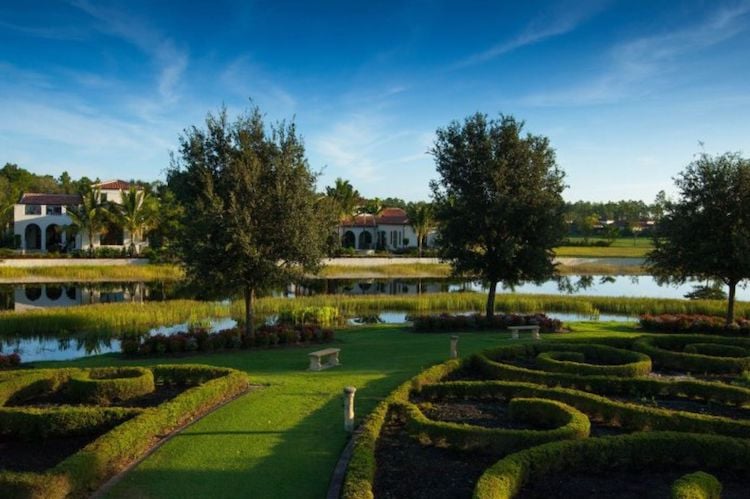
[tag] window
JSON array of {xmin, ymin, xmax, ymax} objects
[
  {"xmin": 24, "ymin": 205, "xmax": 41, "ymax": 215},
  {"xmin": 100, "ymin": 193, "xmax": 108, "ymax": 202},
  {"xmin": 46, "ymin": 205, "xmax": 62, "ymax": 215}
]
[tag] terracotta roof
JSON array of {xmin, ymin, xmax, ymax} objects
[
  {"xmin": 18, "ymin": 193, "xmax": 82, "ymax": 205},
  {"xmin": 95, "ymin": 179, "xmax": 135, "ymax": 190},
  {"xmin": 340, "ymin": 213, "xmax": 378, "ymax": 227},
  {"xmin": 376, "ymin": 207, "xmax": 409, "ymax": 225}
]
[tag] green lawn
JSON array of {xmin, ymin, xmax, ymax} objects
[{"xmin": 37, "ymin": 322, "xmax": 639, "ymax": 498}]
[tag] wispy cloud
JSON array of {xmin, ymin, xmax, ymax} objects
[
  {"xmin": 522, "ymin": 1, "xmax": 750, "ymax": 106},
  {"xmin": 220, "ymin": 56, "xmax": 297, "ymax": 112},
  {"xmin": 70, "ymin": 0, "xmax": 188, "ymax": 104},
  {"xmin": 453, "ymin": 1, "xmax": 606, "ymax": 69},
  {"xmin": 0, "ymin": 20, "xmax": 88, "ymax": 41}
]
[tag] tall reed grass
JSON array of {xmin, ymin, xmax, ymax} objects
[{"xmin": 0, "ymin": 264, "xmax": 184, "ymax": 282}]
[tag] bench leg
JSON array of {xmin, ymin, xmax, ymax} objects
[
  {"xmin": 533, "ymin": 330, "xmax": 541, "ymax": 340},
  {"xmin": 512, "ymin": 330, "xmax": 519, "ymax": 340},
  {"xmin": 332, "ymin": 351, "xmax": 340, "ymax": 367},
  {"xmin": 309, "ymin": 356, "xmax": 322, "ymax": 371}
]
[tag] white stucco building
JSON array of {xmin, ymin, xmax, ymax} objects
[
  {"xmin": 13, "ymin": 180, "xmax": 141, "ymax": 253},
  {"xmin": 339, "ymin": 207, "xmax": 420, "ymax": 251}
]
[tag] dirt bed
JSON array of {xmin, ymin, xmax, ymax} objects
[{"xmin": 0, "ymin": 433, "xmax": 103, "ymax": 472}]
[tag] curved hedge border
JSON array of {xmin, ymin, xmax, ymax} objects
[
  {"xmin": 419, "ymin": 380, "xmax": 750, "ymax": 438},
  {"xmin": 632, "ymin": 335, "xmax": 750, "ymax": 373},
  {"xmin": 66, "ymin": 367, "xmax": 155, "ymax": 405},
  {"xmin": 398, "ymin": 397, "xmax": 589, "ymax": 454},
  {"xmin": 671, "ymin": 471, "xmax": 722, "ymax": 499},
  {"xmin": 473, "ymin": 432, "xmax": 750, "ymax": 499},
  {"xmin": 0, "ymin": 406, "xmax": 140, "ymax": 439},
  {"xmin": 684, "ymin": 343, "xmax": 749, "ymax": 358},
  {"xmin": 535, "ymin": 344, "xmax": 652, "ymax": 377},
  {"xmin": 475, "ymin": 345, "xmax": 750, "ymax": 406},
  {"xmin": 0, "ymin": 364, "xmax": 250, "ymax": 499}
]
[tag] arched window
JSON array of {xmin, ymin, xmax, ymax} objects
[
  {"xmin": 24, "ymin": 224, "xmax": 42, "ymax": 250},
  {"xmin": 358, "ymin": 231, "xmax": 373, "ymax": 249},
  {"xmin": 46, "ymin": 224, "xmax": 62, "ymax": 252},
  {"xmin": 342, "ymin": 231, "xmax": 356, "ymax": 248}
]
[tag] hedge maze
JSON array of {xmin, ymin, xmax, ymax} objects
[
  {"xmin": 0, "ymin": 364, "xmax": 249, "ymax": 499},
  {"xmin": 343, "ymin": 334, "xmax": 750, "ymax": 498}
]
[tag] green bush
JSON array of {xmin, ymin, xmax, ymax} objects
[
  {"xmin": 684, "ymin": 342, "xmax": 749, "ymax": 358},
  {"xmin": 474, "ymin": 432, "xmax": 750, "ymax": 499},
  {"xmin": 0, "ymin": 406, "xmax": 140, "ymax": 439},
  {"xmin": 66, "ymin": 367, "xmax": 155, "ymax": 405},
  {"xmin": 671, "ymin": 471, "xmax": 722, "ymax": 499},
  {"xmin": 535, "ymin": 344, "xmax": 652, "ymax": 377},
  {"xmin": 633, "ymin": 335, "xmax": 750, "ymax": 373},
  {"xmin": 398, "ymin": 397, "xmax": 589, "ymax": 454},
  {"xmin": 0, "ymin": 364, "xmax": 250, "ymax": 499}
]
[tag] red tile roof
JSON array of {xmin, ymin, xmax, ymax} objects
[
  {"xmin": 95, "ymin": 179, "xmax": 135, "ymax": 190},
  {"xmin": 376, "ymin": 207, "xmax": 409, "ymax": 225},
  {"xmin": 18, "ymin": 193, "xmax": 82, "ymax": 205},
  {"xmin": 340, "ymin": 213, "xmax": 378, "ymax": 227}
]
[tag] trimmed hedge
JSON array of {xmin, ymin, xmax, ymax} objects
[
  {"xmin": 0, "ymin": 352, "xmax": 21, "ymax": 369},
  {"xmin": 66, "ymin": 367, "xmax": 155, "ymax": 405},
  {"xmin": 419, "ymin": 380, "xmax": 750, "ymax": 438},
  {"xmin": 671, "ymin": 471, "xmax": 722, "ymax": 499},
  {"xmin": 399, "ymin": 397, "xmax": 589, "ymax": 454},
  {"xmin": 0, "ymin": 406, "xmax": 140, "ymax": 440},
  {"xmin": 535, "ymin": 344, "xmax": 652, "ymax": 377},
  {"xmin": 683, "ymin": 342, "xmax": 749, "ymax": 358},
  {"xmin": 0, "ymin": 364, "xmax": 250, "ymax": 499},
  {"xmin": 476, "ymin": 345, "xmax": 750, "ymax": 406},
  {"xmin": 640, "ymin": 313, "xmax": 750, "ymax": 335},
  {"xmin": 474, "ymin": 432, "xmax": 750, "ymax": 499},
  {"xmin": 632, "ymin": 335, "xmax": 750, "ymax": 373},
  {"xmin": 0, "ymin": 369, "xmax": 72, "ymax": 406}
]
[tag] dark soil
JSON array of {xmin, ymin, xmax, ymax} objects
[
  {"xmin": 7, "ymin": 381, "xmax": 188, "ymax": 408},
  {"xmin": 518, "ymin": 469, "xmax": 750, "ymax": 499},
  {"xmin": 615, "ymin": 395, "xmax": 750, "ymax": 420},
  {"xmin": 0, "ymin": 433, "xmax": 103, "ymax": 472},
  {"xmin": 373, "ymin": 409, "xmax": 498, "ymax": 499}
]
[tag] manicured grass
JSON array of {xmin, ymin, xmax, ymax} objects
[
  {"xmin": 0, "ymin": 264, "xmax": 184, "ymax": 282},
  {"xmin": 34, "ymin": 322, "xmax": 636, "ymax": 499}
]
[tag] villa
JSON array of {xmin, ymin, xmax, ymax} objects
[
  {"xmin": 339, "ymin": 207, "xmax": 422, "ymax": 251},
  {"xmin": 13, "ymin": 180, "xmax": 142, "ymax": 253}
]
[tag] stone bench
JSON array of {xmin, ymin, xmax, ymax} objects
[
  {"xmin": 308, "ymin": 348, "xmax": 341, "ymax": 371},
  {"xmin": 508, "ymin": 325, "xmax": 541, "ymax": 340}
]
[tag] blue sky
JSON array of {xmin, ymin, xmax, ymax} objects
[{"xmin": 1, "ymin": 0, "xmax": 750, "ymax": 202}]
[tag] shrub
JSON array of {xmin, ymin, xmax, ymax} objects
[
  {"xmin": 671, "ymin": 471, "xmax": 722, "ymax": 499},
  {"xmin": 0, "ymin": 352, "xmax": 21, "ymax": 369},
  {"xmin": 66, "ymin": 367, "xmax": 155, "ymax": 405},
  {"xmin": 632, "ymin": 335, "xmax": 750, "ymax": 373},
  {"xmin": 0, "ymin": 406, "xmax": 139, "ymax": 440},
  {"xmin": 683, "ymin": 342, "xmax": 748, "ymax": 358},
  {"xmin": 412, "ymin": 313, "xmax": 563, "ymax": 333},
  {"xmin": 534, "ymin": 344, "xmax": 652, "ymax": 377},
  {"xmin": 640, "ymin": 314, "xmax": 750, "ymax": 336}
]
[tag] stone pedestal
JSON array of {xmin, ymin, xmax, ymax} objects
[
  {"xmin": 344, "ymin": 386, "xmax": 357, "ymax": 432},
  {"xmin": 450, "ymin": 335, "xmax": 459, "ymax": 359}
]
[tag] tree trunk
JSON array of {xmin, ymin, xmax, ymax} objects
[
  {"xmin": 418, "ymin": 236, "xmax": 422, "ymax": 257},
  {"xmin": 726, "ymin": 281, "xmax": 737, "ymax": 325},
  {"xmin": 244, "ymin": 286, "xmax": 255, "ymax": 336},
  {"xmin": 486, "ymin": 281, "xmax": 497, "ymax": 319}
]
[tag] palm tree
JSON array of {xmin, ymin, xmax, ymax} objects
[
  {"xmin": 325, "ymin": 178, "xmax": 360, "ymax": 220},
  {"xmin": 115, "ymin": 186, "xmax": 158, "ymax": 254},
  {"xmin": 408, "ymin": 202, "xmax": 434, "ymax": 257},
  {"xmin": 66, "ymin": 187, "xmax": 109, "ymax": 254}
]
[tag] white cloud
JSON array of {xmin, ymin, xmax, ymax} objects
[
  {"xmin": 522, "ymin": 2, "xmax": 750, "ymax": 107},
  {"xmin": 220, "ymin": 56, "xmax": 297, "ymax": 112}
]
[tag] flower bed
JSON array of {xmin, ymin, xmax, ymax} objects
[
  {"xmin": 121, "ymin": 324, "xmax": 335, "ymax": 357},
  {"xmin": 0, "ymin": 353, "xmax": 21, "ymax": 369},
  {"xmin": 411, "ymin": 313, "xmax": 563, "ymax": 333},
  {"xmin": 639, "ymin": 313, "xmax": 750, "ymax": 335}
]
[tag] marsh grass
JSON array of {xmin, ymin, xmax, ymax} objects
[
  {"xmin": 554, "ymin": 246, "xmax": 649, "ymax": 258},
  {"xmin": 0, "ymin": 264, "xmax": 184, "ymax": 282},
  {"xmin": 2, "ymin": 292, "xmax": 745, "ymax": 337},
  {"xmin": 317, "ymin": 263, "xmax": 453, "ymax": 278}
]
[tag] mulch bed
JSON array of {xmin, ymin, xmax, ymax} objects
[
  {"xmin": 7, "ymin": 381, "xmax": 188, "ymax": 408},
  {"xmin": 614, "ymin": 395, "xmax": 750, "ymax": 420},
  {"xmin": 373, "ymin": 409, "xmax": 498, "ymax": 499},
  {"xmin": 517, "ymin": 469, "xmax": 750, "ymax": 499},
  {"xmin": 0, "ymin": 433, "xmax": 103, "ymax": 472}
]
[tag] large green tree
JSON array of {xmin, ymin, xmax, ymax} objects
[
  {"xmin": 430, "ymin": 113, "xmax": 567, "ymax": 318},
  {"xmin": 66, "ymin": 187, "xmax": 110, "ymax": 254},
  {"xmin": 647, "ymin": 152, "xmax": 750, "ymax": 324},
  {"xmin": 406, "ymin": 201, "xmax": 434, "ymax": 256},
  {"xmin": 169, "ymin": 106, "xmax": 329, "ymax": 335}
]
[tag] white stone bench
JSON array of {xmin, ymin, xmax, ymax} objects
[
  {"xmin": 308, "ymin": 348, "xmax": 341, "ymax": 371},
  {"xmin": 508, "ymin": 325, "xmax": 541, "ymax": 340}
]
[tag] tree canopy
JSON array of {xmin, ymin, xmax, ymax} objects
[
  {"xmin": 647, "ymin": 152, "xmax": 750, "ymax": 324},
  {"xmin": 430, "ymin": 113, "xmax": 567, "ymax": 317},
  {"xmin": 168, "ymin": 106, "xmax": 330, "ymax": 334}
]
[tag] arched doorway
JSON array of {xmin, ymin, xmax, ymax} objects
[
  {"xmin": 24, "ymin": 286, "xmax": 42, "ymax": 301},
  {"xmin": 25, "ymin": 224, "xmax": 41, "ymax": 250},
  {"xmin": 46, "ymin": 224, "xmax": 62, "ymax": 252},
  {"xmin": 46, "ymin": 285, "xmax": 63, "ymax": 301},
  {"xmin": 100, "ymin": 223, "xmax": 124, "ymax": 246},
  {"xmin": 342, "ymin": 231, "xmax": 355, "ymax": 248},
  {"xmin": 358, "ymin": 231, "xmax": 372, "ymax": 249}
]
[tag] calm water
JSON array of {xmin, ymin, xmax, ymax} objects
[{"xmin": 0, "ymin": 275, "xmax": 737, "ymax": 362}]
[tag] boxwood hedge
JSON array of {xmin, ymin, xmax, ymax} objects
[
  {"xmin": 671, "ymin": 471, "xmax": 722, "ymax": 499},
  {"xmin": 66, "ymin": 367, "xmax": 155, "ymax": 405},
  {"xmin": 632, "ymin": 335, "xmax": 750, "ymax": 373}
]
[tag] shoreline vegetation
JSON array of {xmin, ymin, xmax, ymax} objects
[
  {"xmin": 1, "ymin": 293, "xmax": 747, "ymax": 337},
  {"xmin": 0, "ymin": 255, "xmax": 645, "ymax": 282}
]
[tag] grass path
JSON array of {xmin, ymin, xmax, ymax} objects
[{"xmin": 39, "ymin": 322, "xmax": 638, "ymax": 498}]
